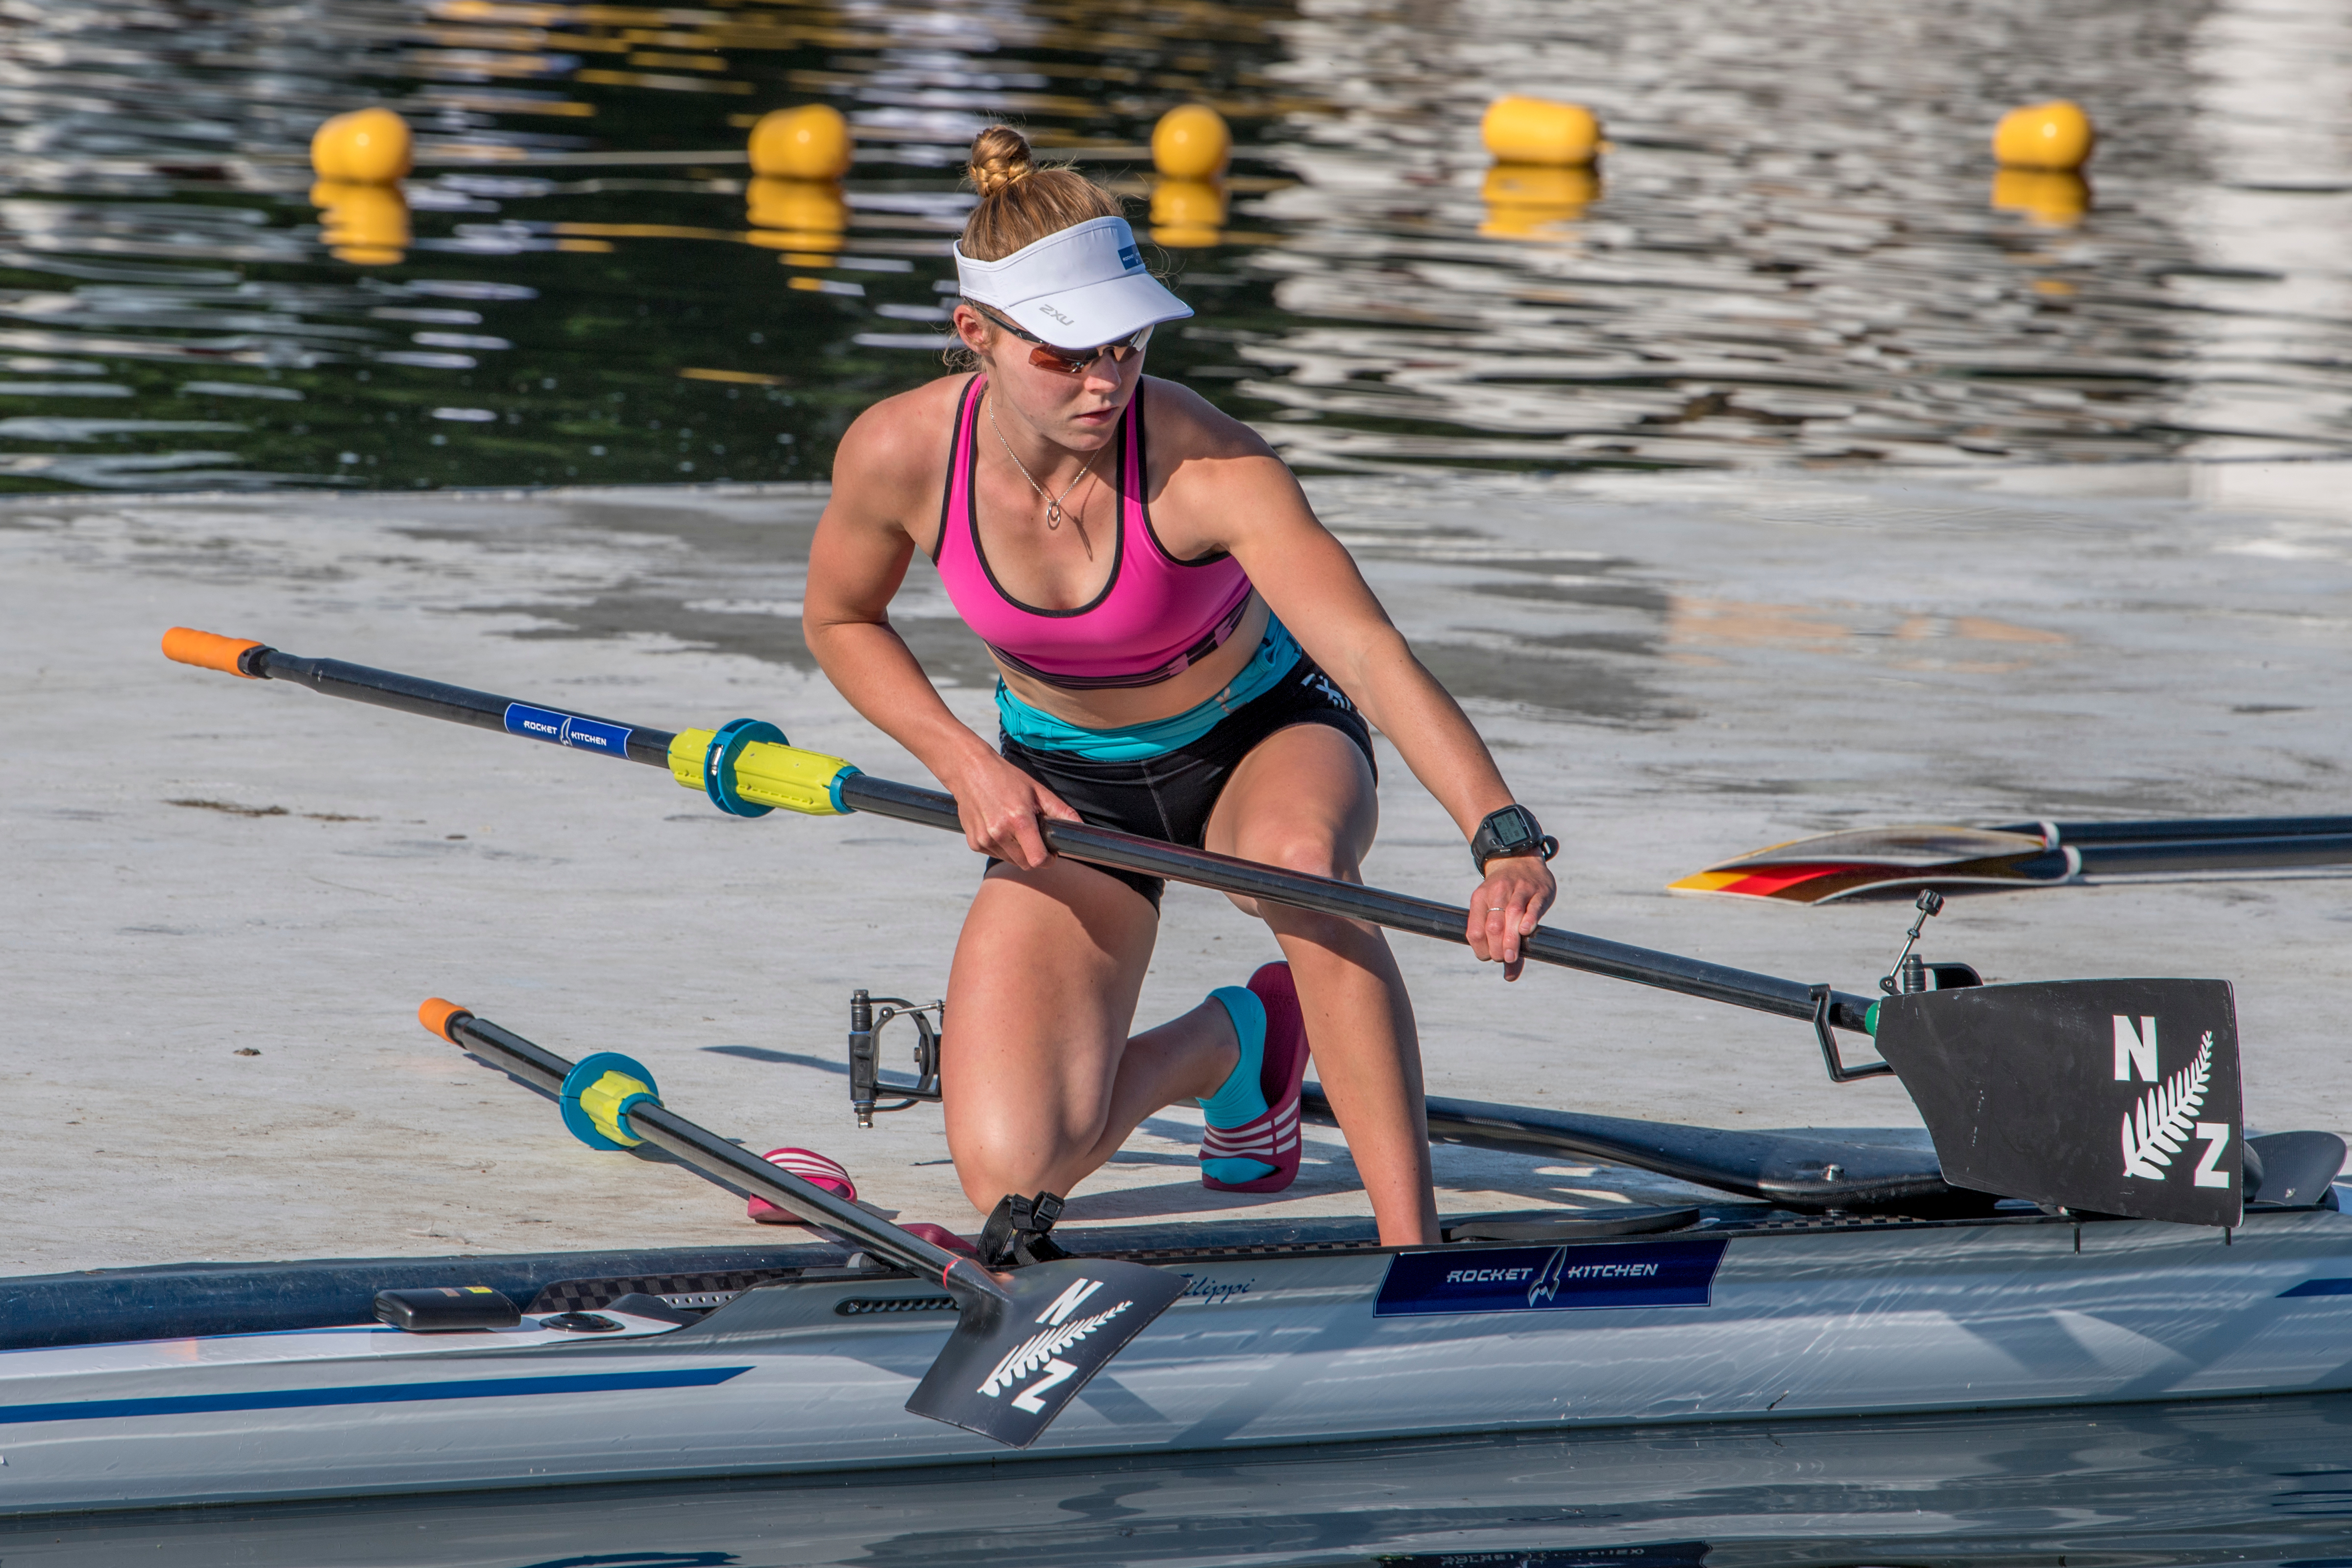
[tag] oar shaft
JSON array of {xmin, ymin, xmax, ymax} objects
[
  {"xmin": 2015, "ymin": 815, "xmax": 2352, "ymax": 847},
  {"xmin": 244, "ymin": 641, "xmax": 677, "ymax": 770},
  {"xmin": 836, "ymin": 780, "xmax": 1872, "ymax": 1032},
  {"xmin": 441, "ymin": 1011, "xmax": 981, "ymax": 1290},
  {"xmin": 442, "ymin": 1011, "xmax": 575, "ymax": 1097},
  {"xmin": 2075, "ymin": 834, "xmax": 2352, "ymax": 875},
  {"xmin": 170, "ymin": 632, "xmax": 1875, "ymax": 1036},
  {"xmin": 624, "ymin": 1105, "xmax": 914, "ymax": 1264}
]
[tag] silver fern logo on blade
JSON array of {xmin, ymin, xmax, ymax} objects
[
  {"xmin": 1870, "ymin": 980, "xmax": 2243, "ymax": 1227},
  {"xmin": 2119, "ymin": 1026, "xmax": 2231, "ymax": 1188},
  {"xmin": 976, "ymin": 1282, "xmax": 1134, "ymax": 1415}
]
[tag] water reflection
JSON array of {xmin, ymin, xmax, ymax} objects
[
  {"xmin": 0, "ymin": 0, "xmax": 2345, "ymax": 490},
  {"xmin": 9, "ymin": 1396, "xmax": 2352, "ymax": 1565}
]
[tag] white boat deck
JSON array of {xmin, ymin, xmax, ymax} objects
[
  {"xmin": 0, "ymin": 1312, "xmax": 686, "ymax": 1379},
  {"xmin": 3, "ymin": 460, "xmax": 2346, "ymax": 1275}
]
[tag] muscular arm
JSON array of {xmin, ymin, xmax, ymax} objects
[
  {"xmin": 803, "ymin": 390, "xmax": 1077, "ymax": 868},
  {"xmin": 1149, "ymin": 384, "xmax": 1558, "ymax": 972}
]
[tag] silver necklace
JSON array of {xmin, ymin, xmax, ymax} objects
[{"xmin": 987, "ymin": 391, "xmax": 1098, "ymax": 530}]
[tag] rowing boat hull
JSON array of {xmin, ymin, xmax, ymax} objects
[{"xmin": 5, "ymin": 1208, "xmax": 2349, "ymax": 1516}]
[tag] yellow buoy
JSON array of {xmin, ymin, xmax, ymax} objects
[
  {"xmin": 1152, "ymin": 105, "xmax": 1231, "ymax": 180},
  {"xmin": 1480, "ymin": 96, "xmax": 1601, "ymax": 167},
  {"xmin": 1990, "ymin": 168, "xmax": 2091, "ymax": 227},
  {"xmin": 749, "ymin": 105, "xmax": 854, "ymax": 181},
  {"xmin": 1992, "ymin": 100, "xmax": 2094, "ymax": 172},
  {"xmin": 1150, "ymin": 178, "xmax": 1225, "ymax": 247},
  {"xmin": 1479, "ymin": 163, "xmax": 1599, "ymax": 238},
  {"xmin": 311, "ymin": 180, "xmax": 410, "ymax": 265},
  {"xmin": 309, "ymin": 107, "xmax": 413, "ymax": 186},
  {"xmin": 746, "ymin": 177, "xmax": 846, "ymax": 235},
  {"xmin": 744, "ymin": 177, "xmax": 846, "ymax": 267}
]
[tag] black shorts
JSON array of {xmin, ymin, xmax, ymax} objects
[{"xmin": 992, "ymin": 656, "xmax": 1377, "ymax": 910}]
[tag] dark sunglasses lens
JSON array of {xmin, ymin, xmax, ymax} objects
[{"xmin": 1027, "ymin": 324, "xmax": 1152, "ymax": 374}]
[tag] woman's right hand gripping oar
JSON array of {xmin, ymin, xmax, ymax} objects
[
  {"xmin": 946, "ymin": 748, "xmax": 1085, "ymax": 873},
  {"xmin": 1469, "ymin": 850, "xmax": 1560, "ymax": 983}
]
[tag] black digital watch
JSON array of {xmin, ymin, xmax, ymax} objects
[{"xmin": 1470, "ymin": 804, "xmax": 1559, "ymax": 873}]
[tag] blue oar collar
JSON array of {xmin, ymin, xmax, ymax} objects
[{"xmin": 703, "ymin": 717, "xmax": 787, "ymax": 817}]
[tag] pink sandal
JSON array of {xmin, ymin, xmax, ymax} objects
[
  {"xmin": 1200, "ymin": 962, "xmax": 1312, "ymax": 1194},
  {"xmin": 900, "ymin": 1222, "xmax": 980, "ymax": 1258},
  {"xmin": 748, "ymin": 1149, "xmax": 980, "ymax": 1256},
  {"xmin": 746, "ymin": 1147, "xmax": 855, "ymax": 1223}
]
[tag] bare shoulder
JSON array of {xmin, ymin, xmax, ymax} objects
[
  {"xmin": 1141, "ymin": 376, "xmax": 1312, "ymax": 556},
  {"xmin": 829, "ymin": 372, "xmax": 972, "ymax": 537},
  {"xmin": 1140, "ymin": 375, "xmax": 1279, "ymax": 465}
]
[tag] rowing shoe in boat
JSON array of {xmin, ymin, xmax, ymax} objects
[{"xmin": 1, "ymin": 998, "xmax": 2345, "ymax": 1518}]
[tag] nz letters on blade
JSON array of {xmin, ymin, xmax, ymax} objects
[
  {"xmin": 907, "ymin": 1260, "xmax": 1186, "ymax": 1447},
  {"xmin": 1873, "ymin": 978, "xmax": 2244, "ymax": 1226}
]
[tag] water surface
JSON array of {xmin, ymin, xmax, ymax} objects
[
  {"xmin": 2, "ymin": 0, "xmax": 2349, "ymax": 490},
  {"xmin": 11, "ymin": 1396, "xmax": 2352, "ymax": 1565}
]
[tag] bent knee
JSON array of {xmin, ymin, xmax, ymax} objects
[
  {"xmin": 957, "ymin": 1167, "xmax": 1018, "ymax": 1217},
  {"xmin": 957, "ymin": 1158, "xmax": 1054, "ymax": 1217},
  {"xmin": 1222, "ymin": 833, "xmax": 1362, "ymax": 925},
  {"xmin": 1232, "ymin": 831, "xmax": 1355, "ymax": 883},
  {"xmin": 949, "ymin": 1117, "xmax": 1111, "ymax": 1212}
]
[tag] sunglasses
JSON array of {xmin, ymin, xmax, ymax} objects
[{"xmin": 973, "ymin": 303, "xmax": 1153, "ymax": 376}]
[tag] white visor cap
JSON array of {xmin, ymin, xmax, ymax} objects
[{"xmin": 954, "ymin": 215, "xmax": 1192, "ymax": 350}]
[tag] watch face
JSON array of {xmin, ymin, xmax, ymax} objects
[
  {"xmin": 1474, "ymin": 806, "xmax": 1548, "ymax": 870},
  {"xmin": 1491, "ymin": 806, "xmax": 1537, "ymax": 849}
]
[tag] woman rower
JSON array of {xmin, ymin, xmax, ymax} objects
[{"xmin": 803, "ymin": 126, "xmax": 1558, "ymax": 1263}]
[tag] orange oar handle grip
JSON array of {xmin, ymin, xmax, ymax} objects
[
  {"xmin": 163, "ymin": 627, "xmax": 267, "ymax": 678},
  {"xmin": 418, "ymin": 997, "xmax": 474, "ymax": 1042}
]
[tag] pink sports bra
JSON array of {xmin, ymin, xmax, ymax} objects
[{"xmin": 933, "ymin": 375, "xmax": 1253, "ymax": 691}]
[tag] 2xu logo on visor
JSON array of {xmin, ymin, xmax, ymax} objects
[
  {"xmin": 1874, "ymin": 978, "xmax": 2245, "ymax": 1227},
  {"xmin": 906, "ymin": 1258, "xmax": 1184, "ymax": 1448}
]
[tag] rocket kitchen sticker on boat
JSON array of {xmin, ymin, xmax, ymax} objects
[
  {"xmin": 1872, "ymin": 978, "xmax": 2245, "ymax": 1227},
  {"xmin": 1375, "ymin": 1238, "xmax": 1728, "ymax": 1317}
]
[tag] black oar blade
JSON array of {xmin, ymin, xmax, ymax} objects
[
  {"xmin": 1874, "ymin": 979, "xmax": 2244, "ymax": 1226},
  {"xmin": 909, "ymin": 1259, "xmax": 1185, "ymax": 1448}
]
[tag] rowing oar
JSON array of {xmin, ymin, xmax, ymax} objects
[
  {"xmin": 163, "ymin": 629, "xmax": 2253, "ymax": 1232},
  {"xmin": 160, "ymin": 627, "xmax": 1882, "ymax": 1053},
  {"xmin": 414, "ymin": 997, "xmax": 1183, "ymax": 1447},
  {"xmin": 1671, "ymin": 815, "xmax": 2352, "ymax": 905}
]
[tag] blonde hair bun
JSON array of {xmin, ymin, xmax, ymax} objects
[
  {"xmin": 956, "ymin": 125, "xmax": 1124, "ymax": 263},
  {"xmin": 968, "ymin": 126, "xmax": 1038, "ymax": 200}
]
